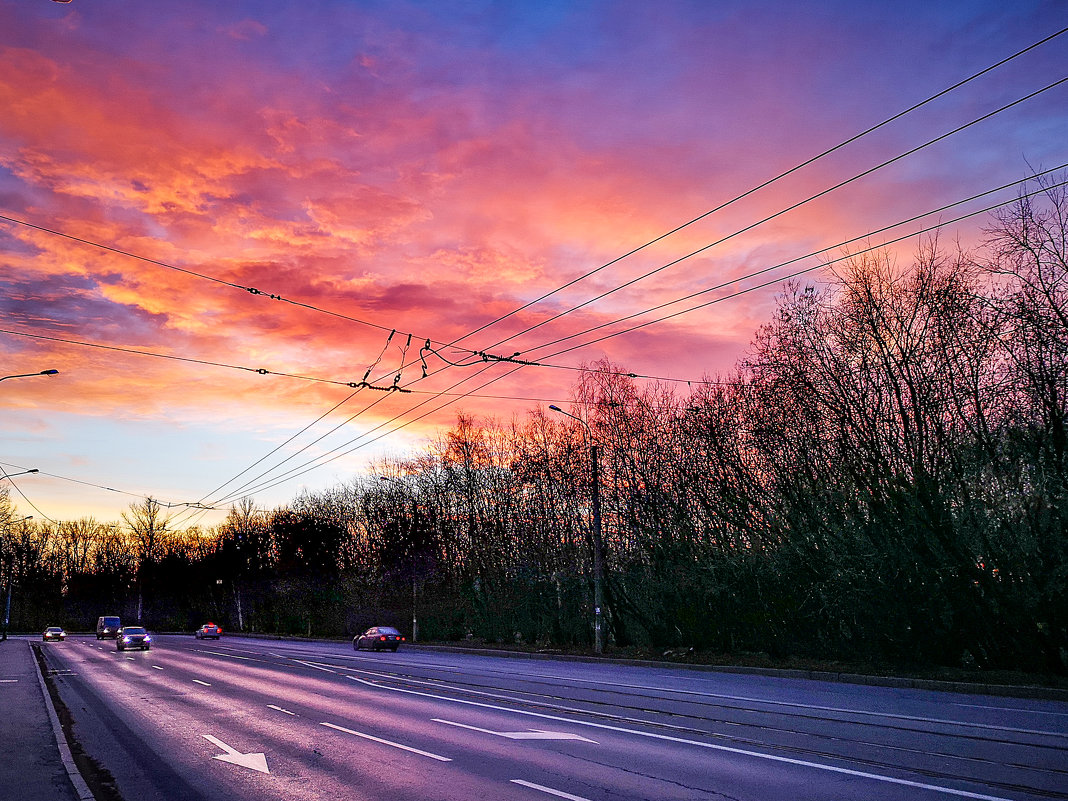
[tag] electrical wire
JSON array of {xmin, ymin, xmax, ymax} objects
[
  {"xmin": 443, "ymin": 26, "xmax": 1068, "ymax": 351},
  {"xmin": 27, "ymin": 29, "xmax": 1064, "ymax": 525},
  {"xmin": 467, "ymin": 76, "xmax": 1068, "ymax": 358},
  {"xmin": 516, "ymin": 163, "xmax": 1068, "ymax": 357},
  {"xmin": 209, "ymin": 175, "xmax": 1067, "ymax": 506}
]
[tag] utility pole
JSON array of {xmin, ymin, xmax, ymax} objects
[{"xmin": 550, "ymin": 405, "xmax": 605, "ymax": 654}]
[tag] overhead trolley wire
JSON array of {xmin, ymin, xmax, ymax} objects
[
  {"xmin": 517, "ymin": 163, "xmax": 1068, "ymax": 358},
  {"xmin": 444, "ymin": 26, "xmax": 1068, "ymax": 352},
  {"xmin": 534, "ymin": 176, "xmax": 1068, "ymax": 362},
  {"xmin": 468, "ymin": 76, "xmax": 1068, "ymax": 358},
  {"xmin": 212, "ymin": 173, "xmax": 1068, "ymax": 508},
  {"xmin": 105, "ymin": 27, "xmax": 1068, "ymax": 521}
]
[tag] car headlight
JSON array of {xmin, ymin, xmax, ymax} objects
[
  {"xmin": 122, "ymin": 637, "xmax": 131, "ymax": 642},
  {"xmin": 144, "ymin": 636, "xmax": 152, "ymax": 642}
]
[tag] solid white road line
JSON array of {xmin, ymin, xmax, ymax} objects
[
  {"xmin": 345, "ymin": 675, "xmax": 1018, "ymax": 801},
  {"xmin": 510, "ymin": 779, "xmax": 592, "ymax": 800},
  {"xmin": 320, "ymin": 722, "xmax": 452, "ymax": 761}
]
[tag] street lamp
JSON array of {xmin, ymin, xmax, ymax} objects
[
  {"xmin": 0, "ymin": 369, "xmax": 59, "ymax": 382},
  {"xmin": 1, "ymin": 469, "xmax": 39, "ymax": 480},
  {"xmin": 549, "ymin": 405, "xmax": 605, "ymax": 654}
]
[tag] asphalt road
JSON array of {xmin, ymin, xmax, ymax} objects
[{"xmin": 35, "ymin": 635, "xmax": 1068, "ymax": 801}]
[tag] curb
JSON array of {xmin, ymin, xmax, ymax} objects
[
  {"xmin": 409, "ymin": 643, "xmax": 1068, "ymax": 702},
  {"xmin": 30, "ymin": 642, "xmax": 94, "ymax": 801}
]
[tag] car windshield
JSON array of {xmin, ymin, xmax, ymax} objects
[
  {"xmin": 123, "ymin": 627, "xmax": 146, "ymax": 635},
  {"xmin": 103, "ymin": 618, "xmax": 120, "ymax": 625},
  {"xmin": 46, "ymin": 627, "xmax": 62, "ymax": 632}
]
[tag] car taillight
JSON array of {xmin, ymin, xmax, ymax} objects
[
  {"xmin": 379, "ymin": 635, "xmax": 387, "ymax": 641},
  {"xmin": 401, "ymin": 637, "xmax": 406, "ymax": 641},
  {"xmin": 217, "ymin": 629, "xmax": 222, "ymax": 635}
]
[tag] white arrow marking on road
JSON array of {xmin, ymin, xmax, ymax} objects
[
  {"xmin": 201, "ymin": 734, "xmax": 270, "ymax": 774},
  {"xmin": 433, "ymin": 719, "xmax": 596, "ymax": 743}
]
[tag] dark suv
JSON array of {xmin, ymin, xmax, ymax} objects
[
  {"xmin": 96, "ymin": 616, "xmax": 122, "ymax": 639},
  {"xmin": 117, "ymin": 626, "xmax": 151, "ymax": 651}
]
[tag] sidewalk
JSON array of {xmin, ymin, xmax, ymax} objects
[{"xmin": 0, "ymin": 637, "xmax": 83, "ymax": 801}]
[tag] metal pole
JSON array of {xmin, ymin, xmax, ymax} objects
[
  {"xmin": 590, "ymin": 442, "xmax": 604, "ymax": 655},
  {"xmin": 2, "ymin": 582, "xmax": 10, "ymax": 641}
]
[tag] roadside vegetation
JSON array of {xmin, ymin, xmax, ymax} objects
[{"xmin": 3, "ymin": 178, "xmax": 1066, "ymax": 681}]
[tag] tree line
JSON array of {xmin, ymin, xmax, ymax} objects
[{"xmin": 2, "ymin": 179, "xmax": 1065, "ymax": 674}]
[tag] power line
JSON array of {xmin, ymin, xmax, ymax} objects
[
  {"xmin": 212, "ymin": 175, "xmax": 1068, "ymax": 506},
  {"xmin": 443, "ymin": 26, "xmax": 1068, "ymax": 351},
  {"xmin": 519, "ymin": 164, "xmax": 1068, "ymax": 357},
  {"xmin": 52, "ymin": 31, "xmax": 1066, "ymax": 524},
  {"xmin": 470, "ymin": 76, "xmax": 1068, "ymax": 358},
  {"xmin": 0, "ymin": 213, "xmax": 471, "ymax": 365},
  {"xmin": 535, "ymin": 176, "xmax": 1068, "ymax": 361}
]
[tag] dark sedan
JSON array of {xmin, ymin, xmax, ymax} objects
[
  {"xmin": 353, "ymin": 626, "xmax": 405, "ymax": 652},
  {"xmin": 116, "ymin": 626, "xmax": 151, "ymax": 651}
]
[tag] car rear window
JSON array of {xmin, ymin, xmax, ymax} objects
[{"xmin": 379, "ymin": 627, "xmax": 401, "ymax": 635}]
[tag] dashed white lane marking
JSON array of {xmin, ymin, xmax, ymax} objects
[
  {"xmin": 320, "ymin": 722, "xmax": 451, "ymax": 762},
  {"xmin": 192, "ymin": 679, "xmax": 211, "ymax": 686},
  {"xmin": 267, "ymin": 704, "xmax": 295, "ymax": 715},
  {"xmin": 510, "ymin": 780, "xmax": 591, "ymax": 800},
  {"xmin": 152, "ymin": 665, "xmax": 164, "ymax": 670},
  {"xmin": 434, "ymin": 719, "xmax": 596, "ymax": 742},
  {"xmin": 294, "ymin": 659, "xmax": 336, "ymax": 674}
]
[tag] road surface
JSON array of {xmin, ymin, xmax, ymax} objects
[{"xmin": 35, "ymin": 635, "xmax": 1068, "ymax": 801}]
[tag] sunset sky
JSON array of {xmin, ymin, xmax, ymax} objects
[{"xmin": 2, "ymin": 0, "xmax": 1065, "ymax": 527}]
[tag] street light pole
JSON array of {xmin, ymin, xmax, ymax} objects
[
  {"xmin": 1, "ymin": 516, "xmax": 32, "ymax": 642},
  {"xmin": 549, "ymin": 405, "xmax": 605, "ymax": 654}
]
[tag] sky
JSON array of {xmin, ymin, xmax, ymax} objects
[{"xmin": 1, "ymin": 0, "xmax": 1066, "ymax": 528}]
